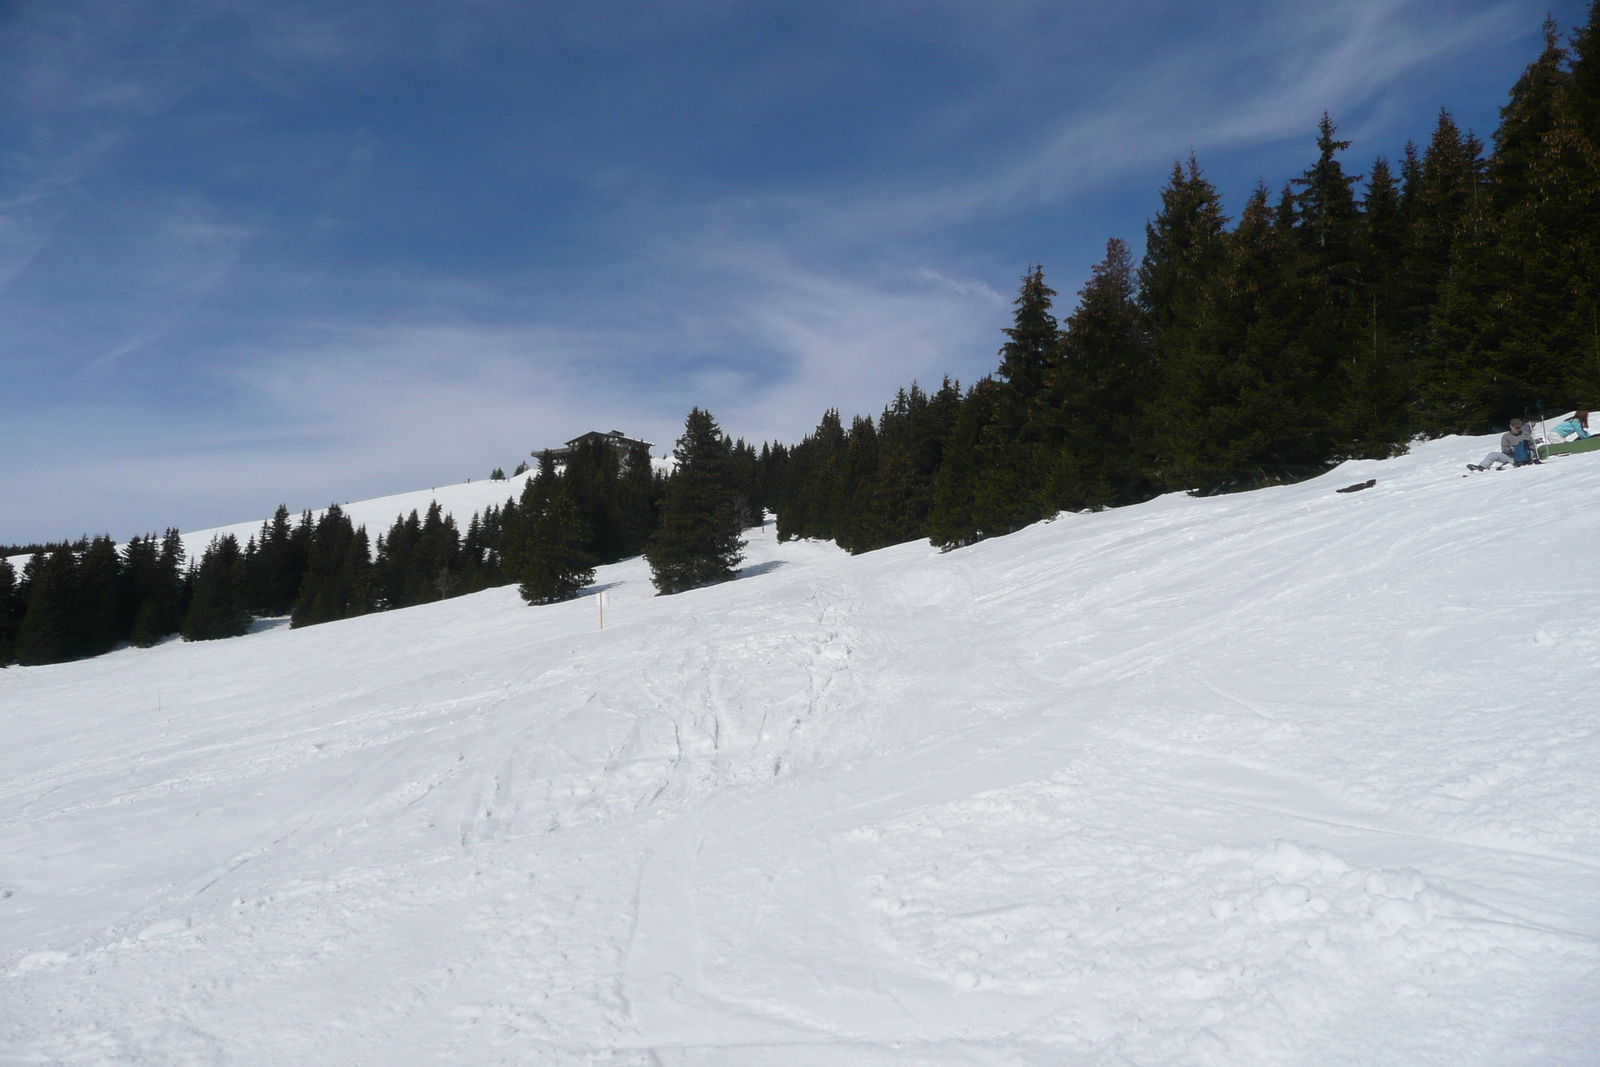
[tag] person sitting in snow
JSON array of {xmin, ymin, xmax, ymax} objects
[
  {"xmin": 1468, "ymin": 418, "xmax": 1540, "ymax": 471},
  {"xmin": 1550, "ymin": 410, "xmax": 1591, "ymax": 441}
]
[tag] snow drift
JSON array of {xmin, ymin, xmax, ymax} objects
[{"xmin": 2, "ymin": 432, "xmax": 1598, "ymax": 1065}]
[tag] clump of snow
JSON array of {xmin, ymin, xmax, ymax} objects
[{"xmin": 2, "ymin": 432, "xmax": 1598, "ymax": 1064}]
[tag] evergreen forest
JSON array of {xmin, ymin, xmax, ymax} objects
[
  {"xmin": 756, "ymin": 12, "xmax": 1600, "ymax": 551},
  {"xmin": 5, "ymin": 9, "xmax": 1599, "ymax": 664}
]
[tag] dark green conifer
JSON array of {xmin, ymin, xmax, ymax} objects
[
  {"xmin": 76, "ymin": 535, "xmax": 123, "ymax": 656},
  {"xmin": 1141, "ymin": 158, "xmax": 1228, "ymax": 318},
  {"xmin": 777, "ymin": 409, "xmax": 846, "ymax": 543},
  {"xmin": 518, "ymin": 454, "xmax": 596, "ymax": 604},
  {"xmin": 245, "ymin": 506, "xmax": 306, "ymax": 617},
  {"xmin": 995, "ymin": 266, "xmax": 1061, "ymax": 399},
  {"xmin": 1293, "ymin": 114, "xmax": 1361, "ymax": 268},
  {"xmin": 182, "ymin": 534, "xmax": 251, "ymax": 641},
  {"xmin": 833, "ymin": 416, "xmax": 882, "ymax": 553},
  {"xmin": 644, "ymin": 408, "xmax": 746, "ymax": 594},
  {"xmin": 616, "ymin": 440, "xmax": 664, "ymax": 556},
  {"xmin": 927, "ymin": 379, "xmax": 1006, "ymax": 548},
  {"xmin": 1570, "ymin": 1, "xmax": 1600, "ymax": 137},
  {"xmin": 15, "ymin": 546, "xmax": 80, "ymax": 665},
  {"xmin": 291, "ymin": 506, "xmax": 377, "ymax": 628},
  {"xmin": 0, "ymin": 556, "xmax": 21, "ymax": 665},
  {"xmin": 129, "ymin": 530, "xmax": 187, "ymax": 647},
  {"xmin": 1045, "ymin": 237, "xmax": 1152, "ymax": 509}
]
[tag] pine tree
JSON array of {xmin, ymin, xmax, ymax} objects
[
  {"xmin": 833, "ymin": 415, "xmax": 882, "ymax": 553},
  {"xmin": 129, "ymin": 529, "xmax": 187, "ymax": 647},
  {"xmin": 519, "ymin": 454, "xmax": 596, "ymax": 604},
  {"xmin": 928, "ymin": 268, "xmax": 1067, "ymax": 548},
  {"xmin": 1139, "ymin": 157, "xmax": 1228, "ymax": 336},
  {"xmin": 776, "ymin": 409, "xmax": 846, "ymax": 543},
  {"xmin": 416, "ymin": 501, "xmax": 462, "ymax": 602},
  {"xmin": 1162, "ymin": 183, "xmax": 1327, "ymax": 490},
  {"xmin": 245, "ymin": 506, "xmax": 307, "ymax": 617},
  {"xmin": 291, "ymin": 506, "xmax": 377, "ymax": 628},
  {"xmin": 850, "ymin": 381, "xmax": 957, "ymax": 551},
  {"xmin": 15, "ymin": 546, "xmax": 80, "ymax": 665},
  {"xmin": 644, "ymin": 408, "xmax": 746, "ymax": 594},
  {"xmin": 616, "ymin": 439, "xmax": 663, "ymax": 557},
  {"xmin": 1474, "ymin": 19, "xmax": 1600, "ymax": 418},
  {"xmin": 995, "ymin": 266, "xmax": 1061, "ymax": 398},
  {"xmin": 76, "ymin": 535, "xmax": 123, "ymax": 656},
  {"xmin": 119, "ymin": 535, "xmax": 158, "ymax": 639},
  {"xmin": 927, "ymin": 379, "xmax": 1003, "ymax": 548},
  {"xmin": 0, "ymin": 556, "xmax": 21, "ymax": 666},
  {"xmin": 1569, "ymin": 1, "xmax": 1600, "ymax": 139},
  {"xmin": 1044, "ymin": 237, "xmax": 1152, "ymax": 509},
  {"xmin": 729, "ymin": 438, "xmax": 761, "ymax": 528},
  {"xmin": 1572, "ymin": 2, "xmax": 1600, "ymax": 395},
  {"xmin": 182, "ymin": 534, "xmax": 251, "ymax": 641},
  {"xmin": 376, "ymin": 509, "xmax": 423, "ymax": 608},
  {"xmin": 1293, "ymin": 113, "xmax": 1361, "ymax": 270},
  {"xmin": 1338, "ymin": 153, "xmax": 1413, "ymax": 452}
]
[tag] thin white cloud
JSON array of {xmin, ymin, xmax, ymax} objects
[
  {"xmin": 0, "ymin": 0, "xmax": 1563, "ymax": 543},
  {"xmin": 690, "ymin": 0, "xmax": 1525, "ymax": 239}
]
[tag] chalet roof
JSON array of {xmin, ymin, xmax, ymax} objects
[
  {"xmin": 563, "ymin": 430, "xmax": 653, "ymax": 450},
  {"xmin": 533, "ymin": 430, "xmax": 654, "ymax": 461}
]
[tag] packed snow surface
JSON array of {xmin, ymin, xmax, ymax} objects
[{"xmin": 4, "ymin": 433, "xmax": 1599, "ymax": 1065}]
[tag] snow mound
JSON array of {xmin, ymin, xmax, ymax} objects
[{"xmin": 3, "ymin": 432, "xmax": 1599, "ymax": 1065}]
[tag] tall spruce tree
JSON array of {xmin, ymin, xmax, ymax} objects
[
  {"xmin": 927, "ymin": 378, "xmax": 1006, "ymax": 548},
  {"xmin": 1570, "ymin": 1, "xmax": 1600, "ymax": 137},
  {"xmin": 645, "ymin": 408, "xmax": 746, "ymax": 594},
  {"xmin": 776, "ymin": 409, "xmax": 846, "ymax": 543},
  {"xmin": 76, "ymin": 535, "xmax": 123, "ymax": 657},
  {"xmin": 1574, "ymin": 2, "xmax": 1600, "ymax": 393},
  {"xmin": 0, "ymin": 556, "xmax": 20, "ymax": 665},
  {"xmin": 245, "ymin": 505, "xmax": 309, "ymax": 617},
  {"xmin": 1334, "ymin": 154, "xmax": 1413, "ymax": 454},
  {"xmin": 291, "ymin": 506, "xmax": 377, "ymax": 628},
  {"xmin": 15, "ymin": 546, "xmax": 80, "ymax": 665},
  {"xmin": 518, "ymin": 454, "xmax": 597, "ymax": 604},
  {"xmin": 616, "ymin": 439, "xmax": 663, "ymax": 557},
  {"xmin": 1044, "ymin": 238, "xmax": 1152, "ymax": 510},
  {"xmin": 1139, "ymin": 157, "xmax": 1229, "ymax": 336},
  {"xmin": 928, "ymin": 269, "xmax": 1066, "ymax": 548},
  {"xmin": 1162, "ymin": 182, "xmax": 1326, "ymax": 490},
  {"xmin": 995, "ymin": 266, "xmax": 1061, "ymax": 398},
  {"xmin": 129, "ymin": 529, "xmax": 187, "ymax": 647},
  {"xmin": 832, "ymin": 415, "xmax": 882, "ymax": 554},
  {"xmin": 182, "ymin": 534, "xmax": 252, "ymax": 641}
]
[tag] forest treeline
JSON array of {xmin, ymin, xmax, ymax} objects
[
  {"xmin": 5, "ymin": 10, "xmax": 1599, "ymax": 664},
  {"xmin": 753, "ymin": 12, "xmax": 1600, "ymax": 550},
  {"xmin": 1, "ymin": 429, "xmax": 762, "ymax": 666}
]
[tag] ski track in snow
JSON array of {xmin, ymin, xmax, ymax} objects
[{"xmin": 3, "ymin": 434, "xmax": 1600, "ymax": 1065}]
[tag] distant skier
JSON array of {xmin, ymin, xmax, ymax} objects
[
  {"xmin": 1467, "ymin": 418, "xmax": 1540, "ymax": 471},
  {"xmin": 1550, "ymin": 410, "xmax": 1591, "ymax": 441}
]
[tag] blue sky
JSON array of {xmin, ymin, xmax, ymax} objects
[{"xmin": 0, "ymin": 0, "xmax": 1587, "ymax": 543}]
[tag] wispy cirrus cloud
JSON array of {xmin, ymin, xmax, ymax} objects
[{"xmin": 0, "ymin": 0, "xmax": 1577, "ymax": 542}]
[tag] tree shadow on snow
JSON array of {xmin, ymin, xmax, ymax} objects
[{"xmin": 737, "ymin": 560, "xmax": 787, "ymax": 579}]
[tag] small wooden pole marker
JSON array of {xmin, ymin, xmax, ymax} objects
[{"xmin": 598, "ymin": 591, "xmax": 605, "ymax": 631}]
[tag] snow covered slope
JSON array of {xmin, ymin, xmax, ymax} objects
[
  {"xmin": 171, "ymin": 470, "xmax": 538, "ymax": 559},
  {"xmin": 2, "ymin": 472, "xmax": 538, "ymax": 569},
  {"xmin": 3, "ymin": 433, "xmax": 1599, "ymax": 1066}
]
